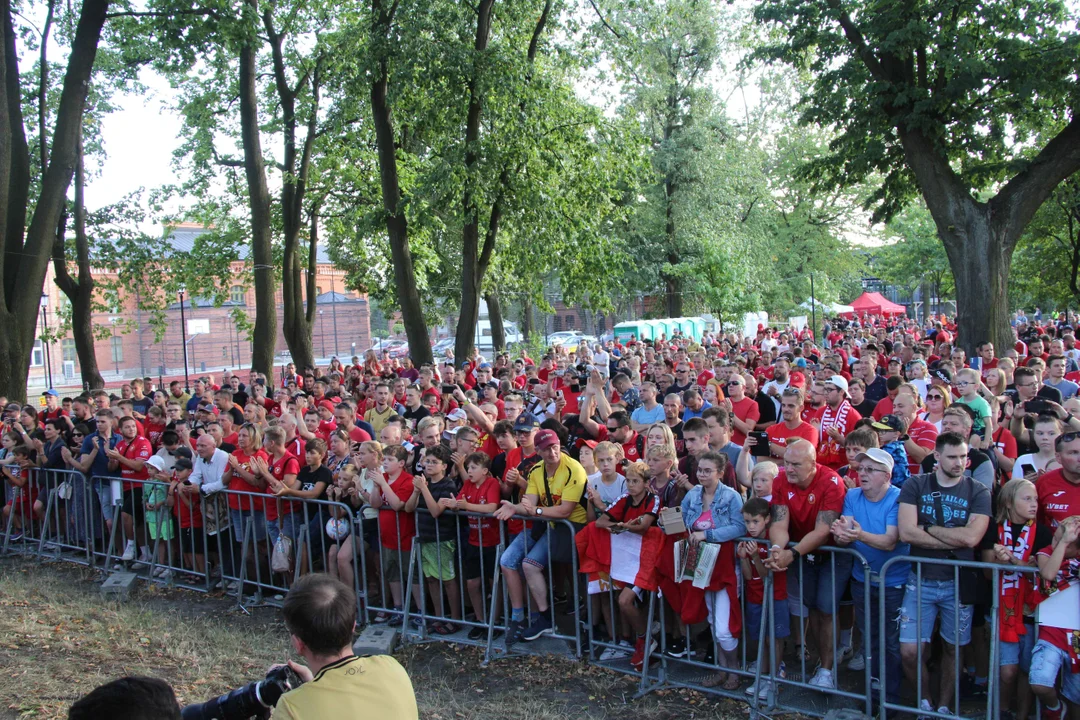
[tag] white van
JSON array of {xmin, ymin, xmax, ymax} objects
[{"xmin": 473, "ymin": 319, "xmax": 523, "ymax": 351}]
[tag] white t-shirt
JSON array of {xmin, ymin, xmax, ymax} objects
[
  {"xmin": 587, "ymin": 472, "xmax": 628, "ymax": 506},
  {"xmin": 1012, "ymin": 453, "xmax": 1058, "ymax": 478}
]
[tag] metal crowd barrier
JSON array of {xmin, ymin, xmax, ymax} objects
[{"xmin": 0, "ymin": 472, "xmax": 1052, "ymax": 720}]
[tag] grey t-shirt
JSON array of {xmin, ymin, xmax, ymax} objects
[
  {"xmin": 898, "ymin": 472, "xmax": 991, "ymax": 581},
  {"xmin": 587, "ymin": 472, "xmax": 628, "ymax": 507}
]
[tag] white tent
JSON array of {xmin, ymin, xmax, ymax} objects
[{"xmin": 800, "ymin": 298, "xmax": 854, "ymax": 315}]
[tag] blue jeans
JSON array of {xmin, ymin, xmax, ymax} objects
[
  {"xmin": 852, "ymin": 580, "xmax": 904, "ymax": 703},
  {"xmin": 898, "ymin": 574, "xmax": 973, "ymax": 646},
  {"xmin": 499, "ymin": 529, "xmax": 549, "ymax": 571},
  {"xmin": 1030, "ymin": 639, "xmax": 1080, "ymax": 703}
]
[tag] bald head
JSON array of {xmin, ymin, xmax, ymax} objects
[{"xmin": 783, "ymin": 438, "xmax": 817, "ymax": 486}]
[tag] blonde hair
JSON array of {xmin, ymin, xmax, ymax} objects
[
  {"xmin": 995, "ymin": 478, "xmax": 1036, "ymax": 523},
  {"xmin": 646, "ymin": 444, "xmax": 677, "ymax": 463},
  {"xmin": 751, "ymin": 461, "xmax": 780, "ymax": 483},
  {"xmin": 359, "ymin": 440, "xmax": 384, "ymax": 456},
  {"xmin": 645, "ymin": 423, "xmax": 677, "ymax": 457},
  {"xmin": 593, "ymin": 441, "xmax": 623, "ymax": 460},
  {"xmin": 624, "ymin": 460, "xmax": 649, "ymax": 483}
]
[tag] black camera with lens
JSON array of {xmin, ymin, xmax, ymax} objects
[{"xmin": 181, "ymin": 664, "xmax": 302, "ymax": 720}]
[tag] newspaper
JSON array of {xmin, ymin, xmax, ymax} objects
[{"xmin": 674, "ymin": 539, "xmax": 720, "ymax": 589}]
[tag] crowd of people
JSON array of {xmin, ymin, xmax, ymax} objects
[{"xmin": 8, "ymin": 308, "xmax": 1080, "ymax": 718}]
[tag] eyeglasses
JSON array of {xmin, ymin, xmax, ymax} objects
[
  {"xmin": 954, "ymin": 381, "xmax": 973, "ymax": 387},
  {"xmin": 857, "ymin": 465, "xmax": 890, "ymax": 475},
  {"xmin": 926, "ymin": 394, "xmax": 945, "ymax": 401}
]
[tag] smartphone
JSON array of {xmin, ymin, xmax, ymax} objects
[
  {"xmin": 442, "ymin": 385, "xmax": 455, "ymax": 395},
  {"xmin": 750, "ymin": 431, "xmax": 770, "ymax": 457},
  {"xmin": 1021, "ymin": 463, "xmax": 1037, "ymax": 476},
  {"xmin": 1025, "ymin": 398, "xmax": 1051, "ymax": 415}
]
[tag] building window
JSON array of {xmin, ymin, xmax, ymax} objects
[
  {"xmin": 316, "ymin": 286, "xmax": 323, "ymax": 296},
  {"xmin": 62, "ymin": 338, "xmax": 76, "ymax": 363},
  {"xmin": 553, "ymin": 316, "xmax": 562, "ymax": 332},
  {"xmin": 229, "ymin": 285, "xmax": 245, "ymax": 304},
  {"xmin": 565, "ymin": 314, "xmax": 575, "ymax": 329},
  {"xmin": 30, "ymin": 339, "xmax": 43, "ymax": 367},
  {"xmin": 110, "ymin": 336, "xmax": 123, "ymax": 363}
]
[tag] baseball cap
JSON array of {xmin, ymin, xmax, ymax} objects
[
  {"xmin": 483, "ymin": 380, "xmax": 500, "ymax": 391},
  {"xmin": 871, "ymin": 414, "xmax": 906, "ymax": 433},
  {"xmin": 930, "ymin": 367, "xmax": 953, "ymax": 384},
  {"xmin": 854, "ymin": 448, "xmax": 894, "ymax": 475},
  {"xmin": 582, "ymin": 439, "xmax": 599, "ymax": 449},
  {"xmin": 197, "ymin": 402, "xmax": 215, "ymax": 413},
  {"xmin": 513, "ymin": 412, "xmax": 540, "ymax": 432},
  {"xmin": 319, "ymin": 399, "xmax": 336, "ymax": 412},
  {"xmin": 447, "ymin": 408, "xmax": 468, "ymax": 422},
  {"xmin": 534, "ymin": 429, "xmax": 560, "ymax": 450},
  {"xmin": 174, "ymin": 457, "xmax": 194, "ymax": 471},
  {"xmin": 41, "ymin": 389, "xmax": 58, "ymax": 397},
  {"xmin": 478, "ymin": 363, "xmax": 492, "ymax": 370},
  {"xmin": 825, "ymin": 375, "xmax": 849, "ymax": 396},
  {"xmin": 145, "ymin": 455, "xmax": 167, "ymax": 473}
]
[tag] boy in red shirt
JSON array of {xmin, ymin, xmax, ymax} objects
[
  {"xmin": 739, "ymin": 497, "xmax": 788, "ymax": 700},
  {"xmin": 107, "ymin": 416, "xmax": 153, "ymax": 566},
  {"xmin": 1030, "ymin": 517, "xmax": 1080, "ymax": 720},
  {"xmin": 370, "ymin": 445, "xmax": 422, "ymax": 627},
  {"xmin": 168, "ymin": 457, "xmax": 205, "ymax": 578},
  {"xmin": 442, "ymin": 451, "xmax": 502, "ymax": 640}
]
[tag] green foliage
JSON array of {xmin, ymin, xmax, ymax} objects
[
  {"xmin": 872, "ymin": 202, "xmax": 953, "ymax": 301},
  {"xmin": 1011, "ymin": 179, "xmax": 1080, "ymax": 311},
  {"xmin": 753, "ymin": 0, "xmax": 1080, "ymax": 224}
]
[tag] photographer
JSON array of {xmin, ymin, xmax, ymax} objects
[{"xmin": 272, "ymin": 573, "xmax": 418, "ymax": 719}]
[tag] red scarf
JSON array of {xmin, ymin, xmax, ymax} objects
[
  {"xmin": 819, "ymin": 399, "xmax": 853, "ymax": 465},
  {"xmin": 998, "ymin": 521, "xmax": 1037, "ymax": 643}
]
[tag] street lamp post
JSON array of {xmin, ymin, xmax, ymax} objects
[
  {"xmin": 39, "ymin": 295, "xmax": 52, "ymax": 389},
  {"xmin": 178, "ymin": 286, "xmax": 190, "ymax": 392},
  {"xmin": 331, "ymin": 289, "xmax": 339, "ymax": 357},
  {"xmin": 109, "ymin": 318, "xmax": 120, "ymax": 376}
]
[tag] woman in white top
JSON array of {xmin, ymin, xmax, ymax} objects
[
  {"xmin": 919, "ymin": 386, "xmax": 950, "ymax": 432},
  {"xmin": 1012, "ymin": 414, "xmax": 1062, "ymax": 478}
]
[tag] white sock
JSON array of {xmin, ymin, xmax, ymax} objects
[{"xmin": 839, "ymin": 628, "xmax": 852, "ymax": 648}]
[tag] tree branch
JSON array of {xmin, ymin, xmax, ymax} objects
[
  {"xmin": 105, "ymin": 8, "xmax": 219, "ymax": 19},
  {"xmin": 587, "ymin": 0, "xmax": 621, "ymax": 39}
]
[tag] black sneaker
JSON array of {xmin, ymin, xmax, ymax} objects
[
  {"xmin": 522, "ymin": 614, "xmax": 553, "ymax": 641},
  {"xmin": 505, "ymin": 618, "xmax": 525, "ymax": 648},
  {"xmin": 388, "ymin": 609, "xmax": 404, "ymax": 627},
  {"xmin": 666, "ymin": 635, "xmax": 689, "ymax": 658},
  {"xmin": 468, "ymin": 626, "xmax": 487, "ymax": 641}
]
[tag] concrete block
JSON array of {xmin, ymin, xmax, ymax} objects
[
  {"xmin": 100, "ymin": 572, "xmax": 138, "ymax": 601},
  {"xmin": 353, "ymin": 625, "xmax": 397, "ymax": 656}
]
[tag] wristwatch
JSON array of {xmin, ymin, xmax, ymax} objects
[
  {"xmin": 535, "ymin": 506, "xmax": 544, "ymax": 516},
  {"xmin": 789, "ymin": 547, "xmax": 801, "ymax": 560}
]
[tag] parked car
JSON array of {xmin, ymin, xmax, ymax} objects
[
  {"xmin": 547, "ymin": 331, "xmax": 587, "ymax": 348},
  {"xmin": 431, "ymin": 337, "xmax": 456, "ymax": 356}
]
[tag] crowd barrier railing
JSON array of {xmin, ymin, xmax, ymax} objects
[{"xmin": 0, "ymin": 476, "xmax": 1049, "ymax": 720}]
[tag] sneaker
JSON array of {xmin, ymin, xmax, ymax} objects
[
  {"xmin": 504, "ymin": 618, "xmax": 526, "ymax": 648},
  {"xmin": 630, "ymin": 635, "xmax": 658, "ymax": 670},
  {"xmin": 847, "ymin": 651, "xmax": 865, "ymax": 671},
  {"xmin": 467, "ymin": 626, "xmax": 487, "ymax": 641},
  {"xmin": 155, "ymin": 568, "xmax": 174, "ymax": 579},
  {"xmin": 838, "ymin": 644, "xmax": 853, "ymax": 663},
  {"xmin": 7, "ymin": 531, "xmax": 23, "ymax": 542},
  {"xmin": 807, "ymin": 668, "xmax": 835, "ymax": 689},
  {"xmin": 132, "ymin": 550, "xmax": 153, "ymax": 570},
  {"xmin": 916, "ymin": 698, "xmax": 935, "ymax": 720},
  {"xmin": 373, "ymin": 612, "xmax": 391, "ymax": 624},
  {"xmin": 778, "ymin": 661, "xmax": 786, "ymax": 679},
  {"xmin": 522, "ymin": 615, "xmax": 553, "ymax": 641},
  {"xmin": 746, "ymin": 660, "xmax": 757, "ymax": 675},
  {"xmin": 388, "ymin": 610, "xmax": 404, "ymax": 628},
  {"xmin": 745, "ymin": 679, "xmax": 772, "ymax": 701},
  {"xmin": 226, "ymin": 580, "xmax": 241, "ymax": 593},
  {"xmin": 1044, "ymin": 702, "xmax": 1065, "ymax": 720},
  {"xmin": 665, "ymin": 635, "xmax": 689, "ymax": 658},
  {"xmin": 121, "ymin": 540, "xmax": 136, "ymax": 561},
  {"xmin": 599, "ymin": 644, "xmax": 629, "ymax": 661}
]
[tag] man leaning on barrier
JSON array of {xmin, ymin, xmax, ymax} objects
[{"xmin": 897, "ymin": 431, "xmax": 991, "ymax": 717}]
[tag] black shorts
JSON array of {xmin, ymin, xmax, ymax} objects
[
  {"xmin": 122, "ymin": 488, "xmax": 144, "ymax": 523},
  {"xmin": 179, "ymin": 527, "xmax": 205, "ymax": 555},
  {"xmin": 463, "ymin": 543, "xmax": 499, "ymax": 581}
]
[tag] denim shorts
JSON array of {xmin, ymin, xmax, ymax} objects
[
  {"xmin": 898, "ymin": 574, "xmax": 972, "ymax": 646},
  {"xmin": 1029, "ymin": 639, "xmax": 1080, "ymax": 703},
  {"xmin": 786, "ymin": 552, "xmax": 853, "ymax": 615},
  {"xmin": 747, "ymin": 599, "xmax": 790, "ymax": 641},
  {"xmin": 499, "ymin": 529, "xmax": 549, "ymax": 571},
  {"xmin": 1000, "ymin": 627, "xmax": 1037, "ymax": 670},
  {"xmin": 230, "ymin": 509, "xmax": 267, "ymax": 542}
]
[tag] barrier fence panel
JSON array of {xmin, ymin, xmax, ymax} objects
[{"xmin": 0, "ymin": 472, "xmax": 1052, "ymax": 720}]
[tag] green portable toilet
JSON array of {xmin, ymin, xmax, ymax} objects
[
  {"xmin": 681, "ymin": 317, "xmax": 705, "ymax": 341},
  {"xmin": 614, "ymin": 321, "xmax": 651, "ymax": 342}
]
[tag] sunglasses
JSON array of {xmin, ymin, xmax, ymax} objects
[{"xmin": 926, "ymin": 394, "xmax": 945, "ymax": 400}]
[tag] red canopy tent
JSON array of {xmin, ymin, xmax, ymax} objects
[{"xmin": 842, "ymin": 291, "xmax": 907, "ymax": 317}]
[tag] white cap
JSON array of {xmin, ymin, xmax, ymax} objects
[
  {"xmin": 826, "ymin": 375, "xmax": 849, "ymax": 396},
  {"xmin": 145, "ymin": 455, "xmax": 166, "ymax": 473},
  {"xmin": 854, "ymin": 448, "xmax": 894, "ymax": 475}
]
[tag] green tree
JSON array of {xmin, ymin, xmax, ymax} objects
[
  {"xmin": 755, "ymin": 0, "xmax": 1080, "ymax": 353},
  {"xmin": 873, "ymin": 202, "xmax": 953, "ymax": 321},
  {"xmin": 1011, "ymin": 178, "xmax": 1080, "ymax": 311}
]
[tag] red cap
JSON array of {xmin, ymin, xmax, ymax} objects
[
  {"xmin": 582, "ymin": 439, "xmax": 599, "ymax": 449},
  {"xmin": 319, "ymin": 399, "xmax": 336, "ymax": 412},
  {"xmin": 534, "ymin": 429, "xmax": 560, "ymax": 450}
]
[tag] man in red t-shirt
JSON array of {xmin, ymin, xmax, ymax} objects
[
  {"xmin": 107, "ymin": 415, "xmax": 153, "ymax": 565},
  {"xmin": 766, "ymin": 440, "xmax": 847, "ymax": 689},
  {"xmin": 765, "ymin": 388, "xmax": 820, "ymax": 463},
  {"xmin": 1037, "ymin": 434, "xmax": 1080, "ymax": 529},
  {"xmin": 723, "ymin": 374, "xmax": 760, "ymax": 445},
  {"xmin": 816, "ymin": 376, "xmax": 862, "ymax": 471},
  {"xmin": 371, "ymin": 444, "xmax": 422, "ymax": 623},
  {"xmin": 582, "ymin": 408, "xmax": 642, "ymax": 463}
]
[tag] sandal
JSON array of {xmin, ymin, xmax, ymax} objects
[
  {"xmin": 722, "ymin": 673, "xmax": 741, "ymax": 691},
  {"xmin": 432, "ymin": 622, "xmax": 458, "ymax": 636},
  {"xmin": 702, "ymin": 671, "xmax": 729, "ymax": 688}
]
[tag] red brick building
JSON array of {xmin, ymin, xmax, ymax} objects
[{"xmin": 31, "ymin": 224, "xmax": 371, "ymax": 389}]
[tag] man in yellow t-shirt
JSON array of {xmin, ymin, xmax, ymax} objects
[
  {"xmin": 271, "ymin": 574, "xmax": 418, "ymax": 720},
  {"xmin": 494, "ymin": 429, "xmax": 587, "ymax": 644}
]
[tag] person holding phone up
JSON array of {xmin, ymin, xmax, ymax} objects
[{"xmin": 1010, "ymin": 367, "xmax": 1080, "ymax": 455}]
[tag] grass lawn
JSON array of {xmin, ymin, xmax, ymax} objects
[{"xmin": 0, "ymin": 558, "xmax": 744, "ymax": 719}]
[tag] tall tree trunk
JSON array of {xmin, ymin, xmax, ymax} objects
[
  {"xmin": 662, "ymin": 173, "xmax": 682, "ymax": 317},
  {"xmin": 899, "ymin": 123, "xmax": 1080, "ymax": 354},
  {"xmin": 52, "ymin": 130, "xmax": 103, "ymax": 390},
  {"xmin": 281, "ymin": 209, "xmax": 316, "ymax": 370},
  {"xmin": 239, "ymin": 0, "xmax": 276, "ymax": 379},
  {"xmin": 485, "ymin": 291, "xmax": 505, "ymax": 351},
  {"xmin": 521, "ymin": 296, "xmax": 534, "ymax": 341},
  {"xmin": 370, "ymin": 0, "xmax": 431, "ymax": 366},
  {"xmin": 0, "ymin": 0, "xmax": 108, "ymax": 400}
]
